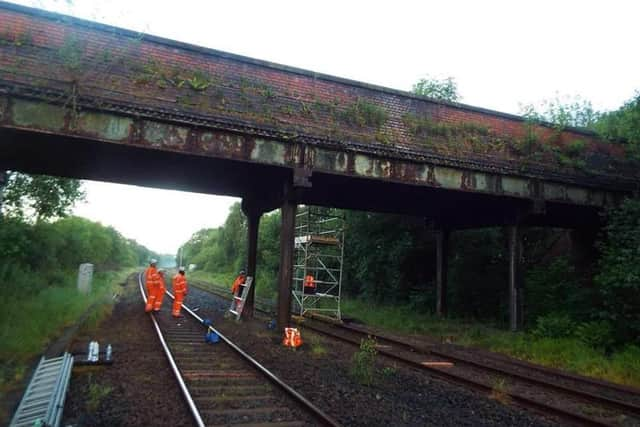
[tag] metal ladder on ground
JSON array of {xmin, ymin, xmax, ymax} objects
[
  {"xmin": 228, "ymin": 276, "xmax": 253, "ymax": 320},
  {"xmin": 10, "ymin": 352, "xmax": 74, "ymax": 427}
]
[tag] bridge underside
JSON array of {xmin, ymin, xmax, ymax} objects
[
  {"xmin": 0, "ymin": 127, "xmax": 601, "ymax": 230},
  {"xmin": 1, "ymin": 1, "xmax": 633, "ymax": 332}
]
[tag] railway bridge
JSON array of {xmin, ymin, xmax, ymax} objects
[{"xmin": 1, "ymin": 2, "xmax": 637, "ymax": 330}]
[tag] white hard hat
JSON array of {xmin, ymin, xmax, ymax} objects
[
  {"xmin": 157, "ymin": 268, "xmax": 165, "ymax": 274},
  {"xmin": 150, "ymin": 258, "xmax": 158, "ymax": 264},
  {"xmin": 178, "ymin": 266, "xmax": 185, "ymax": 272}
]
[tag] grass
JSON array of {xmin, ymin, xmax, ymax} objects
[
  {"xmin": 86, "ymin": 373, "xmax": 113, "ymax": 413},
  {"xmin": 489, "ymin": 377, "xmax": 510, "ymax": 404},
  {"xmin": 342, "ymin": 298, "xmax": 640, "ymax": 388},
  {"xmin": 350, "ymin": 336, "xmax": 378, "ymax": 385},
  {"xmin": 306, "ymin": 332, "xmax": 328, "ymax": 357},
  {"xmin": 0, "ymin": 268, "xmax": 134, "ymax": 398}
]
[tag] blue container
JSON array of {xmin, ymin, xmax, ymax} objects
[{"xmin": 205, "ymin": 331, "xmax": 220, "ymax": 344}]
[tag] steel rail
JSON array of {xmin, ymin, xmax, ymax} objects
[
  {"xmin": 300, "ymin": 321, "xmax": 616, "ymax": 427},
  {"xmin": 332, "ymin": 321, "xmax": 640, "ymax": 416},
  {"xmin": 194, "ymin": 280, "xmax": 640, "ymax": 402},
  {"xmin": 137, "ymin": 273, "xmax": 206, "ymax": 427},
  {"xmin": 428, "ymin": 347, "xmax": 640, "ymax": 417},
  {"xmin": 437, "ymin": 344, "xmax": 640, "ymax": 397},
  {"xmin": 187, "ymin": 283, "xmax": 613, "ymax": 427},
  {"xmin": 164, "ymin": 289, "xmax": 341, "ymax": 427}
]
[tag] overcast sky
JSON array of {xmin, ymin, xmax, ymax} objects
[{"xmin": 12, "ymin": 0, "xmax": 640, "ymax": 253}]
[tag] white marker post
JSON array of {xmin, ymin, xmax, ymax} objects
[{"xmin": 77, "ymin": 263, "xmax": 94, "ymax": 294}]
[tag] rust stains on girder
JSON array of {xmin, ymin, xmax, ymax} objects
[
  {"xmin": 77, "ymin": 112, "xmax": 132, "ymax": 142},
  {"xmin": 199, "ymin": 132, "xmax": 248, "ymax": 159},
  {"xmin": 11, "ymin": 98, "xmax": 66, "ymax": 132},
  {"xmin": 142, "ymin": 122, "xmax": 189, "ymax": 149},
  {"xmin": 0, "ymin": 94, "xmax": 626, "ymax": 208}
]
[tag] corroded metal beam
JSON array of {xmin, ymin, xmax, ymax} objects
[
  {"xmin": 0, "ymin": 1, "xmax": 636, "ymax": 203},
  {"xmin": 0, "ymin": 96, "xmax": 627, "ymax": 210}
]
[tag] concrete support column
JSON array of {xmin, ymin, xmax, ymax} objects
[
  {"xmin": 243, "ymin": 208, "xmax": 261, "ymax": 318},
  {"xmin": 435, "ymin": 228, "xmax": 450, "ymax": 317},
  {"xmin": 507, "ymin": 225, "xmax": 524, "ymax": 331},
  {"xmin": 277, "ymin": 196, "xmax": 297, "ymax": 330}
]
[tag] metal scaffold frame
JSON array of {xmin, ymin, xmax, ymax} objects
[{"xmin": 292, "ymin": 206, "xmax": 344, "ymax": 320}]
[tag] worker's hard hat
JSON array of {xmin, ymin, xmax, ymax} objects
[
  {"xmin": 157, "ymin": 268, "xmax": 165, "ymax": 274},
  {"xmin": 239, "ymin": 269, "xmax": 246, "ymax": 275},
  {"xmin": 178, "ymin": 266, "xmax": 185, "ymax": 272},
  {"xmin": 150, "ymin": 258, "xmax": 158, "ymax": 264}
]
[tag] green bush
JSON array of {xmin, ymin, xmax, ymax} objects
[
  {"xmin": 576, "ymin": 320, "xmax": 614, "ymax": 350},
  {"xmin": 609, "ymin": 346, "xmax": 640, "ymax": 385},
  {"xmin": 350, "ymin": 336, "xmax": 378, "ymax": 385},
  {"xmin": 531, "ymin": 313, "xmax": 575, "ymax": 339},
  {"xmin": 595, "ymin": 198, "xmax": 640, "ymax": 342}
]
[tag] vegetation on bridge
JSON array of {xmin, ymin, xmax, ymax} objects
[{"xmin": 2, "ymin": 15, "xmax": 638, "ymax": 184}]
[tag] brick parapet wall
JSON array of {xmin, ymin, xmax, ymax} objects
[{"xmin": 0, "ymin": 2, "xmax": 635, "ymax": 185}]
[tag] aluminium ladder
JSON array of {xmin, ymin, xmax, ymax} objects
[
  {"xmin": 10, "ymin": 352, "xmax": 74, "ymax": 427},
  {"xmin": 228, "ymin": 276, "xmax": 253, "ymax": 320}
]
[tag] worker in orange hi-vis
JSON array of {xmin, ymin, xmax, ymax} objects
[
  {"xmin": 172, "ymin": 266, "xmax": 188, "ymax": 318},
  {"xmin": 154, "ymin": 269, "xmax": 166, "ymax": 312},
  {"xmin": 144, "ymin": 259, "xmax": 159, "ymax": 312},
  {"xmin": 303, "ymin": 274, "xmax": 316, "ymax": 294},
  {"xmin": 230, "ymin": 270, "xmax": 246, "ymax": 297}
]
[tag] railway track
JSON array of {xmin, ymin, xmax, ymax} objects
[
  {"xmin": 138, "ymin": 273, "xmax": 340, "ymax": 427},
  {"xmin": 191, "ymin": 280, "xmax": 640, "ymax": 427},
  {"xmin": 337, "ymin": 321, "xmax": 640, "ymax": 413}
]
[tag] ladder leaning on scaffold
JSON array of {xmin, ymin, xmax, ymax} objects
[{"xmin": 228, "ymin": 276, "xmax": 253, "ymax": 320}]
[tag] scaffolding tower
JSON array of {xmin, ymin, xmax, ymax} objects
[{"xmin": 292, "ymin": 206, "xmax": 344, "ymax": 320}]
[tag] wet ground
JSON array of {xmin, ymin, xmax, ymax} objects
[
  {"xmin": 187, "ymin": 285, "xmax": 556, "ymax": 427},
  {"xmin": 32, "ymin": 272, "xmax": 558, "ymax": 426}
]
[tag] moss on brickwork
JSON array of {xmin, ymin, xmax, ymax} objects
[
  {"xmin": 338, "ymin": 98, "xmax": 388, "ymax": 129},
  {"xmin": 58, "ymin": 34, "xmax": 85, "ymax": 74},
  {"xmin": 0, "ymin": 27, "xmax": 33, "ymax": 46},
  {"xmin": 401, "ymin": 112, "xmax": 596, "ymax": 172},
  {"xmin": 1, "ymin": 14, "xmax": 635, "ymax": 182}
]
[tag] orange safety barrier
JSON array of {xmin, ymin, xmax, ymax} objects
[{"xmin": 282, "ymin": 327, "xmax": 303, "ymax": 348}]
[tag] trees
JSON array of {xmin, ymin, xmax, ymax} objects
[
  {"xmin": 519, "ymin": 94, "xmax": 599, "ymax": 129},
  {"xmin": 594, "ymin": 92, "xmax": 640, "ymax": 159},
  {"xmin": 412, "ymin": 76, "xmax": 460, "ymax": 102},
  {"xmin": 595, "ymin": 199, "xmax": 640, "ymax": 342},
  {"xmin": 1, "ymin": 172, "xmax": 84, "ymax": 221}
]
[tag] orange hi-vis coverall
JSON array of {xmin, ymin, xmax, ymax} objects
[
  {"xmin": 144, "ymin": 266, "xmax": 158, "ymax": 312},
  {"xmin": 231, "ymin": 274, "xmax": 246, "ymax": 296},
  {"xmin": 154, "ymin": 271, "xmax": 166, "ymax": 311},
  {"xmin": 172, "ymin": 273, "xmax": 188, "ymax": 317}
]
